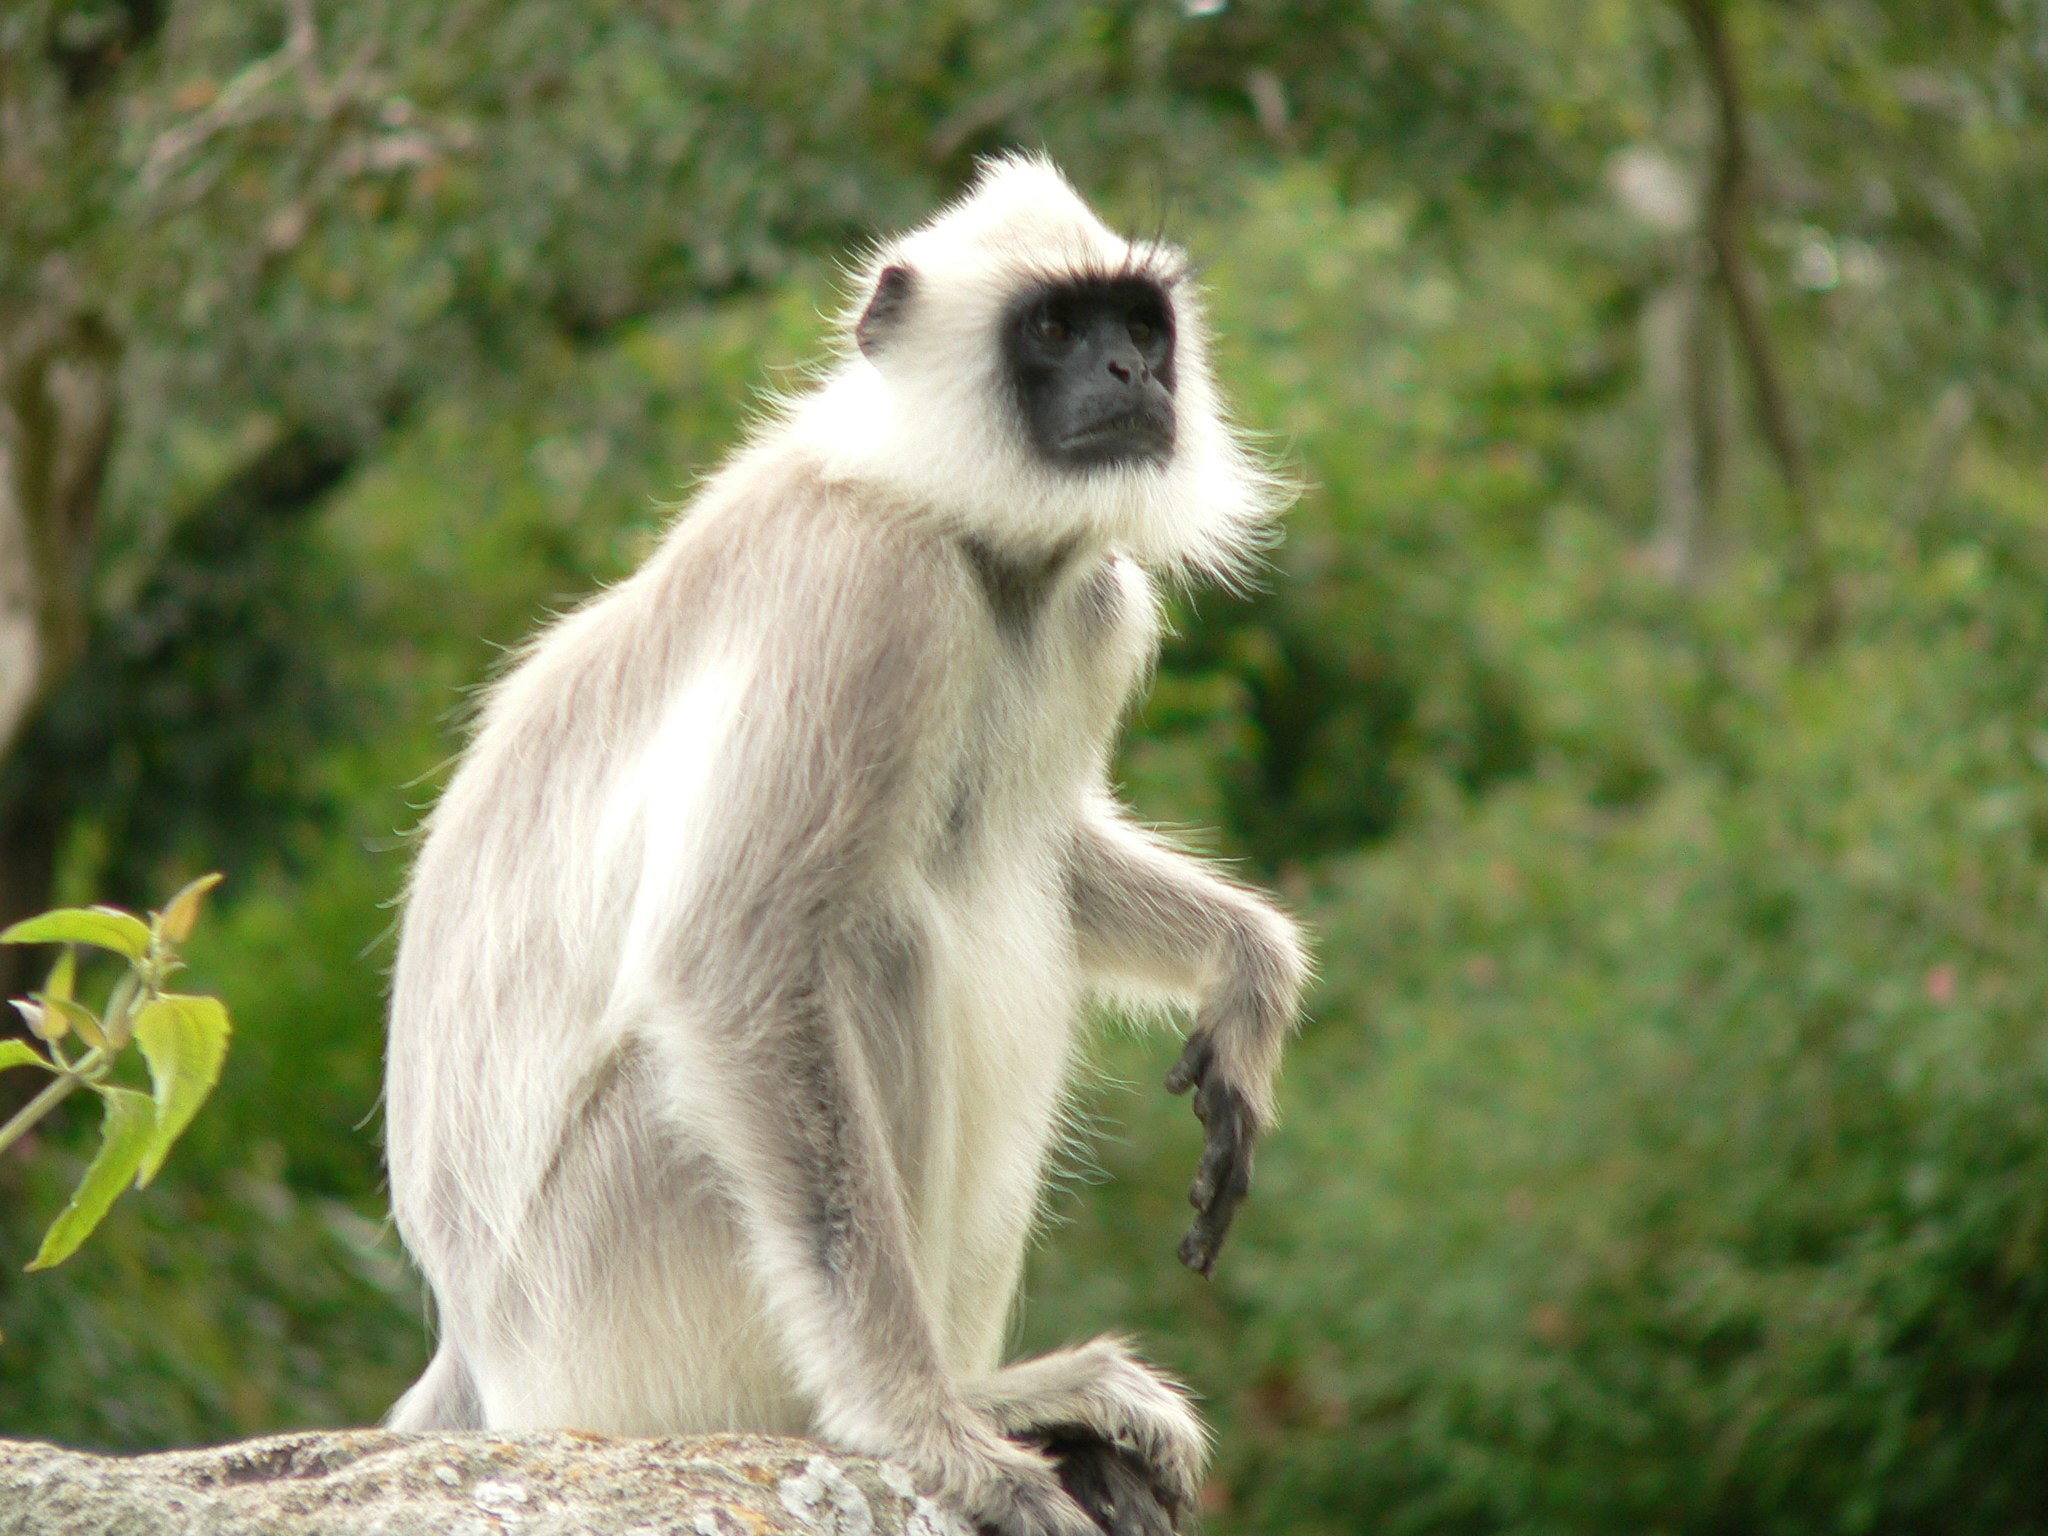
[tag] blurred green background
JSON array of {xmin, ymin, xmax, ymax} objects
[{"xmin": 3, "ymin": 1, "xmax": 2046, "ymax": 1530}]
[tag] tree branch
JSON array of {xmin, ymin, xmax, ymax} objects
[
  {"xmin": 1677, "ymin": 0, "xmax": 1841, "ymax": 650},
  {"xmin": 137, "ymin": 0, "xmax": 318, "ymax": 194}
]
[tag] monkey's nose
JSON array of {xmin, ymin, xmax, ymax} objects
[{"xmin": 1106, "ymin": 358, "xmax": 1133, "ymax": 383}]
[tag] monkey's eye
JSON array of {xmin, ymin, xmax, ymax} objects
[
  {"xmin": 1034, "ymin": 312, "xmax": 1072, "ymax": 344},
  {"xmin": 1127, "ymin": 319, "xmax": 1155, "ymax": 345}
]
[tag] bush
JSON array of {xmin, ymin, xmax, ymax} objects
[{"xmin": 1023, "ymin": 216, "xmax": 2048, "ymax": 1528}]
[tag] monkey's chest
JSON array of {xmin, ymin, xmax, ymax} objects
[
  {"xmin": 930, "ymin": 630, "xmax": 1146, "ymax": 866},
  {"xmin": 888, "ymin": 853, "xmax": 1080, "ymax": 1371},
  {"xmin": 882, "ymin": 551, "xmax": 1153, "ymax": 1368}
]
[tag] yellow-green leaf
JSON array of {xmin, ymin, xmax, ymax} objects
[
  {"xmin": 10, "ymin": 997, "xmax": 58, "ymax": 1041},
  {"xmin": 39, "ymin": 996, "xmax": 104, "ymax": 1049},
  {"xmin": 155, "ymin": 872, "xmax": 225, "ymax": 945},
  {"xmin": 43, "ymin": 947, "xmax": 75, "ymax": 1004},
  {"xmin": 0, "ymin": 1039, "xmax": 49, "ymax": 1074},
  {"xmin": 132, "ymin": 993, "xmax": 232, "ymax": 1187},
  {"xmin": 102, "ymin": 973, "xmax": 141, "ymax": 1049},
  {"xmin": 1, "ymin": 907, "xmax": 151, "ymax": 960},
  {"xmin": 27, "ymin": 1087, "xmax": 156, "ymax": 1271}
]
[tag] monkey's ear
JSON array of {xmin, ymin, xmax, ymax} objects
[{"xmin": 856, "ymin": 265, "xmax": 916, "ymax": 359}]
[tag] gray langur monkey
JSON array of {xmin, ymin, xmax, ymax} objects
[{"xmin": 382, "ymin": 155, "xmax": 1308, "ymax": 1536}]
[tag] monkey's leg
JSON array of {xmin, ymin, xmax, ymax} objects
[
  {"xmin": 638, "ymin": 993, "xmax": 1100, "ymax": 1536},
  {"xmin": 966, "ymin": 1337, "xmax": 1207, "ymax": 1524},
  {"xmin": 1065, "ymin": 811, "xmax": 1308, "ymax": 1276}
]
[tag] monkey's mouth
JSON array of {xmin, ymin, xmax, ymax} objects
[{"xmin": 1058, "ymin": 408, "xmax": 1175, "ymax": 469}]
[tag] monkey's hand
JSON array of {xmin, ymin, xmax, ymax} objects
[
  {"xmin": 1062, "ymin": 811, "xmax": 1306, "ymax": 1278},
  {"xmin": 1164, "ymin": 1029, "xmax": 1258, "ymax": 1278}
]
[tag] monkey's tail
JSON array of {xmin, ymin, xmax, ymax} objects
[{"xmin": 385, "ymin": 1339, "xmax": 484, "ymax": 1430}]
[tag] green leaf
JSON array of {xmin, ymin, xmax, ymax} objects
[
  {"xmin": 131, "ymin": 993, "xmax": 232, "ymax": 1187},
  {"xmin": 27, "ymin": 1087, "xmax": 156, "ymax": 1271},
  {"xmin": 1, "ymin": 907, "xmax": 151, "ymax": 960},
  {"xmin": 0, "ymin": 1040, "xmax": 49, "ymax": 1074}
]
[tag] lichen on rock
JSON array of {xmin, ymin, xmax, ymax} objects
[{"xmin": 0, "ymin": 1429, "xmax": 970, "ymax": 1536}]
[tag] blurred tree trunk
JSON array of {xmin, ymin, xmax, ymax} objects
[
  {"xmin": 0, "ymin": 4, "xmax": 148, "ymax": 1000},
  {"xmin": 1642, "ymin": 280, "xmax": 1705, "ymax": 583},
  {"xmin": 0, "ymin": 275, "xmax": 121, "ymax": 999},
  {"xmin": 1642, "ymin": 245, "xmax": 1729, "ymax": 587},
  {"xmin": 1677, "ymin": 0, "xmax": 1842, "ymax": 649},
  {"xmin": 1898, "ymin": 382, "xmax": 1976, "ymax": 528},
  {"xmin": 0, "ymin": 277, "xmax": 120, "ymax": 762},
  {"xmin": 1611, "ymin": 135, "xmax": 1727, "ymax": 588}
]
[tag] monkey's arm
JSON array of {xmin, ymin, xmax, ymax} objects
[{"xmin": 1066, "ymin": 808, "xmax": 1308, "ymax": 1275}]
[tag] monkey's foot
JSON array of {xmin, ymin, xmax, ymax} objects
[
  {"xmin": 967, "ymin": 1337, "xmax": 1206, "ymax": 1519},
  {"xmin": 1043, "ymin": 1432, "xmax": 1180, "ymax": 1536}
]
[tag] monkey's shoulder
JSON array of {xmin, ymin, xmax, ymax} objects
[{"xmin": 663, "ymin": 463, "xmax": 1157, "ymax": 654}]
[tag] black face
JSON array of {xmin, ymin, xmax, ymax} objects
[{"xmin": 1003, "ymin": 277, "xmax": 1177, "ymax": 471}]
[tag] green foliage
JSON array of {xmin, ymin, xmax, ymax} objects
[
  {"xmin": 131, "ymin": 995, "xmax": 232, "ymax": 1187},
  {"xmin": 1, "ymin": 877, "xmax": 234, "ymax": 1274},
  {"xmin": 1032, "ymin": 519, "xmax": 2048, "ymax": 1533},
  {"xmin": 0, "ymin": 1141, "xmax": 414, "ymax": 1445},
  {"xmin": 30, "ymin": 1088, "xmax": 156, "ymax": 1274}
]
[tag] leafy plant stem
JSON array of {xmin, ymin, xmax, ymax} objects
[{"xmin": 0, "ymin": 1072, "xmax": 84, "ymax": 1158}]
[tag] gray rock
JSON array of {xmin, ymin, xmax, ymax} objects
[{"xmin": 0, "ymin": 1430, "xmax": 977, "ymax": 1536}]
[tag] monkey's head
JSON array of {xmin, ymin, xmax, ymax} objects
[{"xmin": 792, "ymin": 154, "xmax": 1290, "ymax": 581}]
